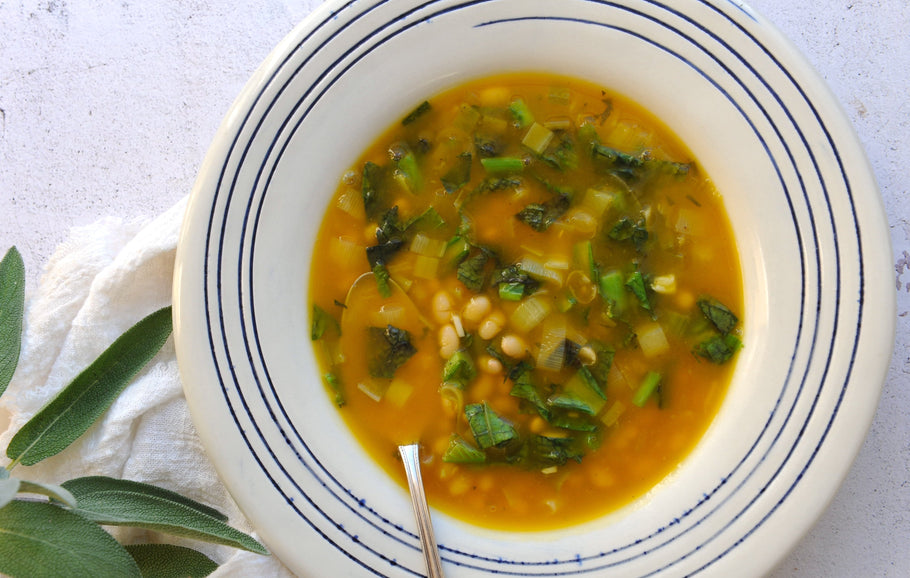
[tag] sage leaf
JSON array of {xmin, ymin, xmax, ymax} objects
[
  {"xmin": 0, "ymin": 500, "xmax": 141, "ymax": 578},
  {"xmin": 125, "ymin": 544, "xmax": 218, "ymax": 578},
  {"xmin": 16, "ymin": 479, "xmax": 78, "ymax": 508},
  {"xmin": 0, "ymin": 476, "xmax": 20, "ymax": 509},
  {"xmin": 64, "ymin": 475, "xmax": 227, "ymax": 521},
  {"xmin": 0, "ymin": 246, "xmax": 25, "ymax": 398},
  {"xmin": 6, "ymin": 306, "xmax": 173, "ymax": 466},
  {"xmin": 62, "ymin": 476, "xmax": 268, "ymax": 554}
]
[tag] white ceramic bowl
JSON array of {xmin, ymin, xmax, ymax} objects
[{"xmin": 173, "ymin": 1, "xmax": 895, "ymax": 576}]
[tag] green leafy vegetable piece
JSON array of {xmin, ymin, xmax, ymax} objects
[
  {"xmin": 374, "ymin": 206, "xmax": 405, "ymax": 245},
  {"xmin": 125, "ymin": 544, "xmax": 218, "ymax": 578},
  {"xmin": 515, "ymin": 193, "xmax": 571, "ymax": 232},
  {"xmin": 508, "ymin": 364, "xmax": 549, "ymax": 420},
  {"xmin": 498, "ymin": 283, "xmax": 525, "ymax": 301},
  {"xmin": 367, "ymin": 325, "xmax": 417, "ymax": 379},
  {"xmin": 441, "ymin": 152, "xmax": 473, "ymax": 193},
  {"xmin": 406, "ymin": 206, "xmax": 446, "ymax": 232},
  {"xmin": 61, "ymin": 476, "xmax": 266, "ymax": 554},
  {"xmin": 473, "ymin": 134, "xmax": 502, "ymax": 158},
  {"xmin": 6, "ymin": 306, "xmax": 173, "ymax": 467},
  {"xmin": 442, "ymin": 435, "xmax": 486, "ymax": 464},
  {"xmin": 632, "ymin": 371, "xmax": 662, "ymax": 407},
  {"xmin": 480, "ymin": 156, "xmax": 525, "ymax": 174},
  {"xmin": 626, "ymin": 270, "xmax": 654, "ymax": 317},
  {"xmin": 371, "ymin": 263, "xmax": 393, "ymax": 299},
  {"xmin": 442, "ymin": 350, "xmax": 476, "ymax": 387},
  {"xmin": 493, "ymin": 264, "xmax": 540, "ymax": 298},
  {"xmin": 592, "ymin": 143, "xmax": 644, "ymax": 181},
  {"xmin": 402, "ymin": 100, "xmax": 431, "ymax": 125},
  {"xmin": 586, "ymin": 340, "xmax": 615, "ymax": 386},
  {"xmin": 694, "ymin": 334, "xmax": 742, "ymax": 364},
  {"xmin": 0, "ymin": 246, "xmax": 25, "ymax": 399},
  {"xmin": 548, "ymin": 411, "xmax": 598, "ymax": 432},
  {"xmin": 311, "ymin": 304, "xmax": 340, "ymax": 341},
  {"xmin": 697, "ymin": 297, "xmax": 738, "ymax": 334},
  {"xmin": 456, "ymin": 251, "xmax": 489, "ymax": 292},
  {"xmin": 508, "ymin": 98, "xmax": 535, "ymax": 128},
  {"xmin": 396, "ymin": 149, "xmax": 423, "ymax": 193},
  {"xmin": 548, "ymin": 391, "xmax": 597, "ymax": 415},
  {"xmin": 323, "ymin": 372, "xmax": 345, "ymax": 407},
  {"xmin": 361, "ymin": 161, "xmax": 386, "ymax": 220},
  {"xmin": 608, "ymin": 217, "xmax": 649, "ymax": 251},
  {"xmin": 0, "ymin": 500, "xmax": 142, "ymax": 578},
  {"xmin": 526, "ymin": 435, "xmax": 584, "ymax": 467},
  {"xmin": 465, "ymin": 402, "xmax": 517, "ymax": 449},
  {"xmin": 599, "ymin": 270, "xmax": 628, "ymax": 319},
  {"xmin": 540, "ymin": 131, "xmax": 579, "ymax": 171}
]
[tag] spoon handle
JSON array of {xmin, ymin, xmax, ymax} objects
[{"xmin": 399, "ymin": 443, "xmax": 445, "ymax": 578}]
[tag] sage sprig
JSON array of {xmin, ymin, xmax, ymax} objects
[
  {"xmin": 0, "ymin": 247, "xmax": 25, "ymax": 397},
  {"xmin": 63, "ymin": 476, "xmax": 268, "ymax": 554},
  {"xmin": 125, "ymin": 544, "xmax": 219, "ymax": 578},
  {"xmin": 6, "ymin": 306, "xmax": 174, "ymax": 467},
  {"xmin": 0, "ymin": 246, "xmax": 268, "ymax": 578}
]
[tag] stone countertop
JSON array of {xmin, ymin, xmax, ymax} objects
[{"xmin": 1, "ymin": 1, "xmax": 907, "ymax": 575}]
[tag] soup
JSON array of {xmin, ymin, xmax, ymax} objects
[{"xmin": 309, "ymin": 73, "xmax": 743, "ymax": 531}]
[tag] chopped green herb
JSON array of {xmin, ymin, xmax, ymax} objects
[
  {"xmin": 361, "ymin": 161, "xmax": 386, "ymax": 220},
  {"xmin": 498, "ymin": 282, "xmax": 526, "ymax": 301},
  {"xmin": 465, "ymin": 402, "xmax": 518, "ymax": 449},
  {"xmin": 474, "ymin": 134, "xmax": 502, "ymax": 158},
  {"xmin": 375, "ymin": 206, "xmax": 404, "ymax": 244},
  {"xmin": 626, "ymin": 270, "xmax": 654, "ymax": 318},
  {"xmin": 372, "ymin": 263, "xmax": 392, "ymax": 298},
  {"xmin": 632, "ymin": 371, "xmax": 662, "ymax": 407},
  {"xmin": 396, "ymin": 149, "xmax": 423, "ymax": 193},
  {"xmin": 323, "ymin": 372, "xmax": 345, "ymax": 407},
  {"xmin": 367, "ymin": 325, "xmax": 417, "ymax": 379},
  {"xmin": 608, "ymin": 217, "xmax": 649, "ymax": 251},
  {"xmin": 311, "ymin": 304, "xmax": 340, "ymax": 341},
  {"xmin": 548, "ymin": 411, "xmax": 598, "ymax": 432},
  {"xmin": 442, "ymin": 434, "xmax": 486, "ymax": 463},
  {"xmin": 441, "ymin": 152, "xmax": 473, "ymax": 193},
  {"xmin": 526, "ymin": 435, "xmax": 583, "ymax": 467},
  {"xmin": 694, "ymin": 334, "xmax": 742, "ymax": 364},
  {"xmin": 540, "ymin": 131, "xmax": 579, "ymax": 171},
  {"xmin": 508, "ymin": 364, "xmax": 550, "ymax": 420},
  {"xmin": 402, "ymin": 100, "xmax": 431, "ymax": 125},
  {"xmin": 443, "ymin": 349, "xmax": 477, "ymax": 387},
  {"xmin": 515, "ymin": 193, "xmax": 570, "ymax": 232},
  {"xmin": 406, "ymin": 206, "xmax": 446, "ymax": 231},
  {"xmin": 697, "ymin": 297, "xmax": 738, "ymax": 334},
  {"xmin": 457, "ymin": 251, "xmax": 489, "ymax": 292},
  {"xmin": 509, "ymin": 98, "xmax": 535, "ymax": 128}
]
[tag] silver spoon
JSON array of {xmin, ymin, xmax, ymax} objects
[{"xmin": 399, "ymin": 443, "xmax": 445, "ymax": 578}]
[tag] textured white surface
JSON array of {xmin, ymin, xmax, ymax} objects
[{"xmin": 0, "ymin": 0, "xmax": 907, "ymax": 576}]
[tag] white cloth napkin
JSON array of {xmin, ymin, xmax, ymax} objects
[{"xmin": 0, "ymin": 197, "xmax": 293, "ymax": 577}]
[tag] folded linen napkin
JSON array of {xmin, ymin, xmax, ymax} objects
[{"xmin": 0, "ymin": 197, "xmax": 292, "ymax": 577}]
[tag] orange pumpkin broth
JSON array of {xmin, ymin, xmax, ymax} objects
[{"xmin": 308, "ymin": 73, "xmax": 743, "ymax": 531}]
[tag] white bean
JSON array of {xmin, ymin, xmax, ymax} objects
[
  {"xmin": 501, "ymin": 334, "xmax": 528, "ymax": 358},
  {"xmin": 438, "ymin": 324, "xmax": 459, "ymax": 359},
  {"xmin": 479, "ymin": 355, "xmax": 503, "ymax": 374},
  {"xmin": 432, "ymin": 290, "xmax": 454, "ymax": 324},
  {"xmin": 478, "ymin": 310, "xmax": 506, "ymax": 340},
  {"xmin": 462, "ymin": 295, "xmax": 492, "ymax": 323}
]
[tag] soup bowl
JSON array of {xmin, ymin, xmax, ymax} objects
[{"xmin": 172, "ymin": 0, "xmax": 895, "ymax": 576}]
